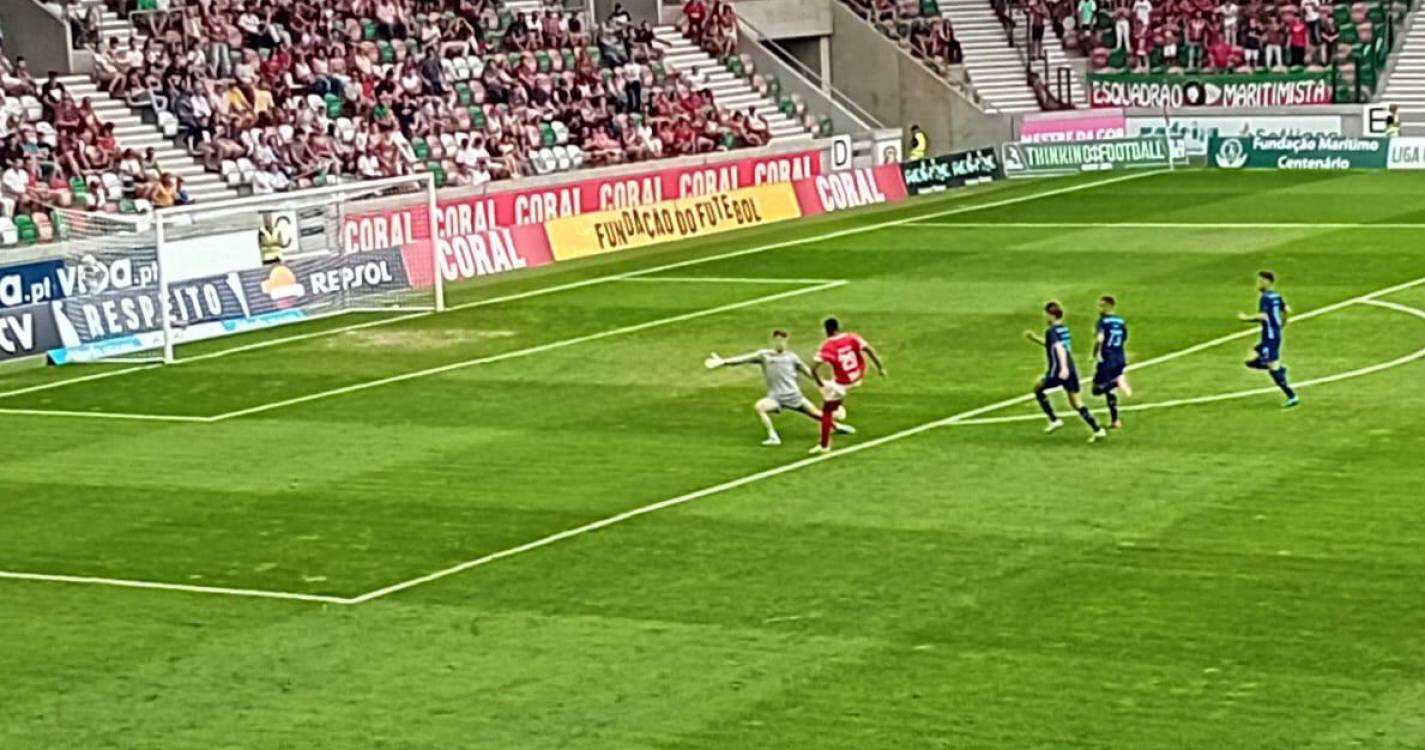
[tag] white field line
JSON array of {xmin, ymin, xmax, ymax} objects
[
  {"xmin": 617, "ymin": 276, "xmax": 841, "ymax": 285},
  {"xmin": 0, "ymin": 407, "xmax": 210, "ymax": 422},
  {"xmin": 346, "ymin": 275, "xmax": 1425, "ymax": 604},
  {"xmin": 955, "ymin": 301, "xmax": 1425, "ymax": 426},
  {"xmin": 908, "ymin": 221, "xmax": 1425, "ymax": 229},
  {"xmin": 0, "ymin": 170, "xmax": 1163, "ymax": 404},
  {"xmin": 0, "ymin": 364, "xmax": 160, "ymax": 400},
  {"xmin": 0, "ymin": 570, "xmax": 353, "ymax": 605},
  {"xmin": 11, "ymin": 279, "xmax": 1424, "ymax": 606},
  {"xmin": 206, "ymin": 281, "xmax": 847, "ymax": 422}
]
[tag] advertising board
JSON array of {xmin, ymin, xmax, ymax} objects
[
  {"xmin": 1089, "ymin": 71, "xmax": 1336, "ymax": 108},
  {"xmin": 544, "ymin": 182, "xmax": 803, "ymax": 261},
  {"xmin": 1207, "ymin": 135, "xmax": 1388, "ymax": 169},
  {"xmin": 339, "ymin": 149, "xmax": 823, "ymax": 257}
]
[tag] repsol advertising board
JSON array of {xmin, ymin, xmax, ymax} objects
[
  {"xmin": 1088, "ymin": 71, "xmax": 1335, "ymax": 109},
  {"xmin": 240, "ymin": 247, "xmax": 412, "ymax": 315},
  {"xmin": 1207, "ymin": 135, "xmax": 1388, "ymax": 170},
  {"xmin": 898, "ymin": 148, "xmax": 1002, "ymax": 194},
  {"xmin": 1002, "ymin": 137, "xmax": 1180, "ymax": 177},
  {"xmin": 45, "ymin": 249, "xmax": 414, "ymax": 364},
  {"xmin": 0, "ymin": 253, "xmax": 158, "ymax": 310}
]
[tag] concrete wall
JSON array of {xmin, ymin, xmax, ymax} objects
[
  {"xmin": 735, "ymin": 22, "xmax": 871, "ymax": 133},
  {"xmin": 829, "ymin": 4, "xmax": 1010, "ymax": 154},
  {"xmin": 735, "ymin": 0, "xmax": 833, "ymax": 38},
  {"xmin": 0, "ymin": 0, "xmax": 73, "ymax": 74}
]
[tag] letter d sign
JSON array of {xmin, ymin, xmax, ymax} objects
[{"xmin": 830, "ymin": 135, "xmax": 853, "ymax": 172}]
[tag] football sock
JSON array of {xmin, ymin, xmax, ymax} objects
[
  {"xmin": 1271, "ymin": 367, "xmax": 1296, "ymax": 398},
  {"xmin": 1078, "ymin": 406, "xmax": 1101, "ymax": 431},
  {"xmin": 1105, "ymin": 392, "xmax": 1119, "ymax": 422},
  {"xmin": 757, "ymin": 409, "xmax": 776, "ymax": 438},
  {"xmin": 819, "ymin": 400, "xmax": 841, "ymax": 448},
  {"xmin": 1035, "ymin": 391, "xmax": 1057, "ymax": 421}
]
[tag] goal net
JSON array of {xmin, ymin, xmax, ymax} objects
[{"xmin": 46, "ymin": 173, "xmax": 442, "ymax": 366}]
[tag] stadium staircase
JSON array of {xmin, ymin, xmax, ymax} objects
[
  {"xmin": 940, "ymin": 0, "xmax": 1083, "ymax": 111},
  {"xmin": 652, "ymin": 26, "xmax": 818, "ymax": 142},
  {"xmin": 56, "ymin": 2, "xmax": 239, "ymax": 202},
  {"xmin": 1381, "ymin": 10, "xmax": 1425, "ymax": 134}
]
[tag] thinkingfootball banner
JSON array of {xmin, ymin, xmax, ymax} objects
[
  {"xmin": 1088, "ymin": 71, "xmax": 1336, "ymax": 109},
  {"xmin": 1001, "ymin": 137, "xmax": 1180, "ymax": 177},
  {"xmin": 1207, "ymin": 135, "xmax": 1389, "ymax": 170}
]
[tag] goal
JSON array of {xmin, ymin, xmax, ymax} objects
[{"xmin": 46, "ymin": 173, "xmax": 442, "ymax": 365}]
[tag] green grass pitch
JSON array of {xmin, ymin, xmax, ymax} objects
[{"xmin": 3, "ymin": 169, "xmax": 1425, "ymax": 748}]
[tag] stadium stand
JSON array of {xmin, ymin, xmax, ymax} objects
[
  {"xmin": 839, "ymin": 0, "xmax": 1081, "ymax": 110},
  {"xmin": 1382, "ymin": 4, "xmax": 1425, "ymax": 131},
  {"xmin": 1084, "ymin": 0, "xmax": 1404, "ymax": 92},
  {"xmin": 22, "ymin": 0, "xmax": 819, "ymax": 208},
  {"xmin": 840, "ymin": 0, "xmax": 1407, "ymax": 110}
]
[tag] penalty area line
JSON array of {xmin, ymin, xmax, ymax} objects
[
  {"xmin": 345, "ymin": 271, "xmax": 1425, "ymax": 605},
  {"xmin": 206, "ymin": 280, "xmax": 849, "ymax": 422},
  {"xmin": 0, "ymin": 570, "xmax": 353, "ymax": 605},
  {"xmin": 0, "ymin": 407, "xmax": 210, "ymax": 422}
]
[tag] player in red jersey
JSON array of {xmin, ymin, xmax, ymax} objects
[{"xmin": 809, "ymin": 317, "xmax": 885, "ymax": 453}]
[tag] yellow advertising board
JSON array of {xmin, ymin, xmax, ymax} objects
[{"xmin": 545, "ymin": 182, "xmax": 803, "ymax": 261}]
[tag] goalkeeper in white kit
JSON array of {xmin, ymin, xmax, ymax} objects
[{"xmin": 706, "ymin": 329, "xmax": 855, "ymax": 446}]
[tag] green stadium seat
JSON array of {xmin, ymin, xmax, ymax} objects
[
  {"xmin": 363, "ymin": 20, "xmax": 377, "ymax": 40},
  {"xmin": 536, "ymin": 50, "xmax": 552, "ymax": 73},
  {"xmin": 14, "ymin": 214, "xmax": 37, "ymax": 243},
  {"xmin": 413, "ymin": 138, "xmax": 430, "ymax": 159},
  {"xmin": 540, "ymin": 124, "xmax": 555, "ymax": 147},
  {"xmin": 765, "ymin": 75, "xmax": 782, "ymax": 99}
]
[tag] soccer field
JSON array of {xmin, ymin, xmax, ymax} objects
[{"xmin": 5, "ymin": 168, "xmax": 1425, "ymax": 748}]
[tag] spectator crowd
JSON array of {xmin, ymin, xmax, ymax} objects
[
  {"xmin": 81, "ymin": 0, "xmax": 778, "ymax": 196},
  {"xmin": 2, "ymin": 54, "xmax": 189, "ymax": 217}
]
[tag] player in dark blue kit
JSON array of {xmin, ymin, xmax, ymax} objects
[
  {"xmin": 1238, "ymin": 270, "xmax": 1299, "ymax": 408},
  {"xmin": 1091, "ymin": 295, "xmax": 1130, "ymax": 429},
  {"xmin": 1025, "ymin": 301, "xmax": 1108, "ymax": 443}
]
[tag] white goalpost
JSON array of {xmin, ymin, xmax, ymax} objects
[{"xmin": 47, "ymin": 173, "xmax": 443, "ymax": 366}]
